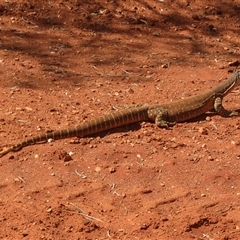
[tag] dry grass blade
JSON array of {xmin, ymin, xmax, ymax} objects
[{"xmin": 67, "ymin": 202, "xmax": 103, "ymax": 222}]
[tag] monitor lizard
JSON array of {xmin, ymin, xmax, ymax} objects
[{"xmin": 0, "ymin": 70, "xmax": 240, "ymax": 158}]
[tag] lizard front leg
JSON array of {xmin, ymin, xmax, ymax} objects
[
  {"xmin": 214, "ymin": 97, "xmax": 239, "ymax": 117},
  {"xmin": 149, "ymin": 108, "xmax": 176, "ymax": 128}
]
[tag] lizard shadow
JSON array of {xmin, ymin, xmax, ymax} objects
[
  {"xmin": 87, "ymin": 123, "xmax": 142, "ymax": 138},
  {"xmin": 82, "ymin": 108, "xmax": 240, "ymax": 139},
  {"xmin": 186, "ymin": 108, "xmax": 240, "ymax": 124}
]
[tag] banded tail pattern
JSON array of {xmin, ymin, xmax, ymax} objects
[{"xmin": 0, "ymin": 106, "xmax": 150, "ymax": 157}]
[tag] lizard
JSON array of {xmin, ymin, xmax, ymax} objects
[{"xmin": 0, "ymin": 70, "xmax": 240, "ymax": 158}]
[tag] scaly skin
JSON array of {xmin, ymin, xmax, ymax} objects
[{"xmin": 0, "ymin": 70, "xmax": 240, "ymax": 158}]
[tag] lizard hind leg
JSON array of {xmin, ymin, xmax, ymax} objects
[
  {"xmin": 155, "ymin": 109, "xmax": 176, "ymax": 128},
  {"xmin": 214, "ymin": 97, "xmax": 239, "ymax": 117}
]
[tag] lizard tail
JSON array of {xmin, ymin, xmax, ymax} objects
[{"xmin": 0, "ymin": 106, "xmax": 150, "ymax": 157}]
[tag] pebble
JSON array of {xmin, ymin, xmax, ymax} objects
[
  {"xmin": 161, "ymin": 63, "xmax": 169, "ymax": 68},
  {"xmin": 198, "ymin": 127, "xmax": 208, "ymax": 135},
  {"xmin": 208, "ymin": 156, "xmax": 214, "ymax": 161},
  {"xmin": 109, "ymin": 167, "xmax": 116, "ymax": 173},
  {"xmin": 95, "ymin": 166, "xmax": 101, "ymax": 172},
  {"xmin": 25, "ymin": 107, "xmax": 33, "ymax": 111},
  {"xmin": 46, "ymin": 208, "xmax": 52, "ymax": 213},
  {"xmin": 228, "ymin": 60, "xmax": 240, "ymax": 67}
]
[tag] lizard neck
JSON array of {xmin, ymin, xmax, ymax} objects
[{"xmin": 211, "ymin": 71, "xmax": 240, "ymax": 96}]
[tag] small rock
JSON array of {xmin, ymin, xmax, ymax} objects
[
  {"xmin": 192, "ymin": 14, "xmax": 201, "ymax": 21},
  {"xmin": 25, "ymin": 107, "xmax": 33, "ymax": 111},
  {"xmin": 140, "ymin": 223, "xmax": 150, "ymax": 230},
  {"xmin": 198, "ymin": 127, "xmax": 208, "ymax": 135},
  {"xmin": 208, "ymin": 24, "xmax": 217, "ymax": 32},
  {"xmin": 228, "ymin": 60, "xmax": 240, "ymax": 67},
  {"xmin": 95, "ymin": 166, "xmax": 101, "ymax": 172},
  {"xmin": 136, "ymin": 154, "xmax": 142, "ymax": 159},
  {"xmin": 58, "ymin": 150, "xmax": 73, "ymax": 162},
  {"xmin": 161, "ymin": 63, "xmax": 169, "ymax": 68},
  {"xmin": 109, "ymin": 167, "xmax": 116, "ymax": 173},
  {"xmin": 68, "ymin": 151, "xmax": 74, "ymax": 156},
  {"xmin": 141, "ymin": 189, "xmax": 152, "ymax": 194},
  {"xmin": 14, "ymin": 177, "xmax": 21, "ymax": 182},
  {"xmin": 208, "ymin": 156, "xmax": 214, "ymax": 161},
  {"xmin": 70, "ymin": 138, "xmax": 81, "ymax": 144},
  {"xmin": 46, "ymin": 208, "xmax": 52, "ymax": 213},
  {"xmin": 205, "ymin": 116, "xmax": 211, "ymax": 121}
]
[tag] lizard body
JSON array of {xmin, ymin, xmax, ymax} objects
[{"xmin": 0, "ymin": 70, "xmax": 240, "ymax": 158}]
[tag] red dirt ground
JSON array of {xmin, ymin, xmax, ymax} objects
[{"xmin": 0, "ymin": 0, "xmax": 240, "ymax": 239}]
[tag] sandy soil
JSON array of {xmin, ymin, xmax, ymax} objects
[{"xmin": 0, "ymin": 0, "xmax": 240, "ymax": 239}]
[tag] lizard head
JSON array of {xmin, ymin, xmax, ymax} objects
[{"xmin": 235, "ymin": 69, "xmax": 240, "ymax": 86}]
